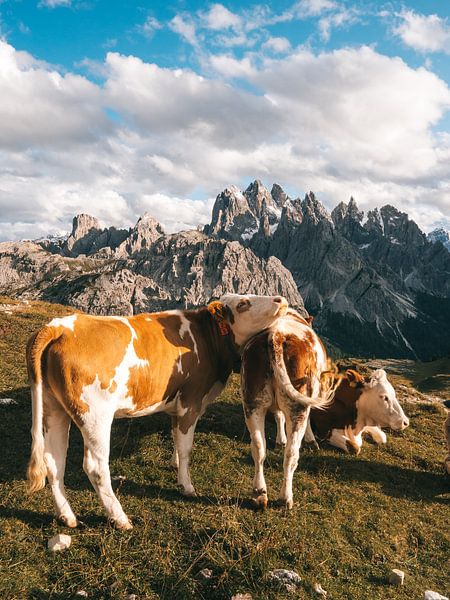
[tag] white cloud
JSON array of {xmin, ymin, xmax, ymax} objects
[
  {"xmin": 394, "ymin": 10, "xmax": 450, "ymax": 54},
  {"xmin": 169, "ymin": 14, "xmax": 198, "ymax": 47},
  {"xmin": 318, "ymin": 9, "xmax": 359, "ymax": 42},
  {"xmin": 208, "ymin": 54, "xmax": 256, "ymax": 78},
  {"xmin": 294, "ymin": 0, "xmax": 337, "ymax": 18},
  {"xmin": 138, "ymin": 16, "xmax": 163, "ymax": 39},
  {"xmin": 201, "ymin": 4, "xmax": 241, "ymax": 30},
  {"xmin": 38, "ymin": 0, "xmax": 71, "ymax": 7},
  {"xmin": 262, "ymin": 37, "xmax": 291, "ymax": 54},
  {"xmin": 0, "ymin": 40, "xmax": 449, "ymax": 241}
]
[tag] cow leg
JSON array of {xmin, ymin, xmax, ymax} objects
[
  {"xmin": 81, "ymin": 416, "xmax": 132, "ymax": 530},
  {"xmin": 170, "ymin": 416, "xmax": 179, "ymax": 469},
  {"xmin": 363, "ymin": 425, "xmax": 387, "ymax": 444},
  {"xmin": 245, "ymin": 407, "xmax": 269, "ymax": 509},
  {"xmin": 44, "ymin": 404, "xmax": 77, "ymax": 528},
  {"xmin": 278, "ymin": 405, "xmax": 309, "ymax": 509},
  {"xmin": 174, "ymin": 413, "xmax": 199, "ymax": 497},
  {"xmin": 304, "ymin": 419, "xmax": 320, "ymax": 449},
  {"xmin": 328, "ymin": 428, "xmax": 361, "ymax": 454},
  {"xmin": 274, "ymin": 410, "xmax": 287, "ymax": 447}
]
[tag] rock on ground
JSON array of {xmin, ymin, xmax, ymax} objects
[
  {"xmin": 47, "ymin": 533, "xmax": 71, "ymax": 552},
  {"xmin": 388, "ymin": 569, "xmax": 405, "ymax": 585},
  {"xmin": 267, "ymin": 569, "xmax": 302, "ymax": 593},
  {"xmin": 424, "ymin": 592, "xmax": 449, "ymax": 600}
]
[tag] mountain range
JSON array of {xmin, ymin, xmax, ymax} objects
[{"xmin": 1, "ymin": 180, "xmax": 449, "ymax": 360}]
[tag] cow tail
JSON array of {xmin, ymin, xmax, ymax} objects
[
  {"xmin": 26, "ymin": 327, "xmax": 58, "ymax": 494},
  {"xmin": 270, "ymin": 331, "xmax": 331, "ymax": 410}
]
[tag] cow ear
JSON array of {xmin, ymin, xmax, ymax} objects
[
  {"xmin": 306, "ymin": 315, "xmax": 314, "ymax": 326},
  {"xmin": 368, "ymin": 369, "xmax": 387, "ymax": 386},
  {"xmin": 346, "ymin": 369, "xmax": 364, "ymax": 388},
  {"xmin": 207, "ymin": 301, "xmax": 225, "ymax": 320}
]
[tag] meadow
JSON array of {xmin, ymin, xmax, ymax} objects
[{"xmin": 0, "ymin": 298, "xmax": 448, "ymax": 599}]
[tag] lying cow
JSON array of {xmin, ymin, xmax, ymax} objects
[
  {"xmin": 304, "ymin": 368, "xmax": 410, "ymax": 453},
  {"xmin": 27, "ymin": 293, "xmax": 288, "ymax": 529},
  {"xmin": 241, "ymin": 308, "xmax": 333, "ymax": 509}
]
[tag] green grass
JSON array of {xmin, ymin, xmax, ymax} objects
[{"xmin": 0, "ymin": 298, "xmax": 449, "ymax": 599}]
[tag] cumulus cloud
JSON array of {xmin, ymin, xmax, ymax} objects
[
  {"xmin": 200, "ymin": 4, "xmax": 241, "ymax": 30},
  {"xmin": 393, "ymin": 10, "xmax": 450, "ymax": 54},
  {"xmin": 262, "ymin": 37, "xmax": 291, "ymax": 54},
  {"xmin": 169, "ymin": 14, "xmax": 198, "ymax": 48},
  {"xmin": 0, "ymin": 39, "xmax": 449, "ymax": 241},
  {"xmin": 318, "ymin": 9, "xmax": 359, "ymax": 42}
]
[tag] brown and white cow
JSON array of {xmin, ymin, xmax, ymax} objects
[
  {"xmin": 241, "ymin": 309, "xmax": 333, "ymax": 509},
  {"xmin": 305, "ymin": 368, "xmax": 410, "ymax": 453},
  {"xmin": 26, "ymin": 294, "xmax": 288, "ymax": 529}
]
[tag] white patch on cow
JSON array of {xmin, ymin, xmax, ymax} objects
[
  {"xmin": 80, "ymin": 319, "xmax": 149, "ymax": 416},
  {"xmin": 49, "ymin": 315, "xmax": 77, "ymax": 331},
  {"xmin": 176, "ymin": 311, "xmax": 199, "ymax": 359},
  {"xmin": 176, "ymin": 350, "xmax": 183, "ymax": 374}
]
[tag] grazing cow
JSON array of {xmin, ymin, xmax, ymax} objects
[
  {"xmin": 304, "ymin": 368, "xmax": 410, "ymax": 454},
  {"xmin": 241, "ymin": 309, "xmax": 333, "ymax": 509},
  {"xmin": 26, "ymin": 294, "xmax": 288, "ymax": 529}
]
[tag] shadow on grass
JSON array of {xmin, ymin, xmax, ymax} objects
[{"xmin": 297, "ymin": 453, "xmax": 449, "ymax": 503}]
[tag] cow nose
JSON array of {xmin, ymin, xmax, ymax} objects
[
  {"xmin": 402, "ymin": 417, "xmax": 409, "ymax": 429},
  {"xmin": 273, "ymin": 296, "xmax": 283, "ymax": 303}
]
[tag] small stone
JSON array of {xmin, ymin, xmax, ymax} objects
[
  {"xmin": 267, "ymin": 569, "xmax": 302, "ymax": 593},
  {"xmin": 313, "ymin": 582, "xmax": 327, "ymax": 595},
  {"xmin": 198, "ymin": 568, "xmax": 213, "ymax": 580},
  {"xmin": 127, "ymin": 595, "xmax": 137, "ymax": 600},
  {"xmin": 75, "ymin": 592, "xmax": 88, "ymax": 597},
  {"xmin": 48, "ymin": 533, "xmax": 71, "ymax": 552},
  {"xmin": 0, "ymin": 398, "xmax": 17, "ymax": 405},
  {"xmin": 231, "ymin": 594, "xmax": 253, "ymax": 600},
  {"xmin": 388, "ymin": 569, "xmax": 405, "ymax": 585},
  {"xmin": 424, "ymin": 592, "xmax": 449, "ymax": 600}
]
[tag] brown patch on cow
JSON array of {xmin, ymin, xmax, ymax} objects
[
  {"xmin": 41, "ymin": 315, "xmax": 132, "ymax": 423},
  {"xmin": 282, "ymin": 331, "xmax": 318, "ymax": 396},
  {"xmin": 310, "ymin": 370, "xmax": 365, "ymax": 440},
  {"xmin": 241, "ymin": 331, "xmax": 271, "ymax": 417}
]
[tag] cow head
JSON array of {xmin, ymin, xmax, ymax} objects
[
  {"xmin": 208, "ymin": 294, "xmax": 288, "ymax": 347},
  {"xmin": 358, "ymin": 369, "xmax": 409, "ymax": 430}
]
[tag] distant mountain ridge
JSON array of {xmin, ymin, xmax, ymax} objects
[{"xmin": 1, "ymin": 180, "xmax": 449, "ymax": 360}]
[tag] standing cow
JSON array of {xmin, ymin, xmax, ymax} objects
[
  {"xmin": 27, "ymin": 294, "xmax": 288, "ymax": 529},
  {"xmin": 241, "ymin": 309, "xmax": 333, "ymax": 509}
]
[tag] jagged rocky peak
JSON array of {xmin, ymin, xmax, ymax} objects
[
  {"xmin": 379, "ymin": 205, "xmax": 425, "ymax": 246},
  {"xmin": 205, "ymin": 185, "xmax": 254, "ymax": 240},
  {"xmin": 71, "ymin": 214, "xmax": 101, "ymax": 240},
  {"xmin": 118, "ymin": 213, "xmax": 165, "ymax": 256},
  {"xmin": 332, "ymin": 197, "xmax": 363, "ymax": 226},
  {"xmin": 365, "ymin": 208, "xmax": 383, "ymax": 235},
  {"xmin": 244, "ymin": 179, "xmax": 274, "ymax": 218},
  {"xmin": 271, "ymin": 183, "xmax": 289, "ymax": 208},
  {"xmin": 301, "ymin": 192, "xmax": 333, "ymax": 226},
  {"xmin": 428, "ymin": 227, "xmax": 450, "ymax": 251}
]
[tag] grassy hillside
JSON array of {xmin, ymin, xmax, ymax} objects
[{"xmin": 0, "ymin": 298, "xmax": 449, "ymax": 599}]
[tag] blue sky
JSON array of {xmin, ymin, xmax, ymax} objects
[{"xmin": 0, "ymin": 0, "xmax": 449, "ymax": 239}]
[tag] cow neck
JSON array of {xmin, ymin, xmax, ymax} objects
[{"xmin": 187, "ymin": 307, "xmax": 241, "ymax": 378}]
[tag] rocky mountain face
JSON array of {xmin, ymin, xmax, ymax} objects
[
  {"xmin": 203, "ymin": 181, "xmax": 449, "ymax": 359},
  {"xmin": 1, "ymin": 180, "xmax": 448, "ymax": 359},
  {"xmin": 0, "ymin": 213, "xmax": 304, "ymax": 318}
]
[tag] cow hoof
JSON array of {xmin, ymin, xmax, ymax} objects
[
  {"xmin": 114, "ymin": 517, "xmax": 133, "ymax": 531},
  {"xmin": 58, "ymin": 515, "xmax": 78, "ymax": 528},
  {"xmin": 275, "ymin": 441, "xmax": 287, "ymax": 448},
  {"xmin": 181, "ymin": 488, "xmax": 197, "ymax": 498},
  {"xmin": 251, "ymin": 490, "xmax": 268, "ymax": 510},
  {"xmin": 276, "ymin": 498, "xmax": 294, "ymax": 509}
]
